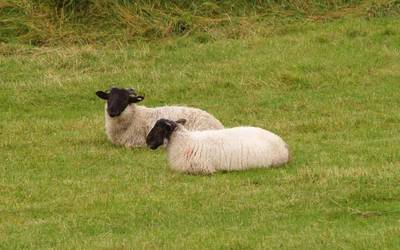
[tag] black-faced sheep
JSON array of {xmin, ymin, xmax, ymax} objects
[
  {"xmin": 146, "ymin": 118, "xmax": 290, "ymax": 174},
  {"xmin": 96, "ymin": 87, "xmax": 224, "ymax": 148}
]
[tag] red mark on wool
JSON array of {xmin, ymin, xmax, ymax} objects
[{"xmin": 184, "ymin": 148, "xmax": 194, "ymax": 160}]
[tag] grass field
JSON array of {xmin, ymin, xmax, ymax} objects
[{"xmin": 1, "ymin": 15, "xmax": 400, "ymax": 249}]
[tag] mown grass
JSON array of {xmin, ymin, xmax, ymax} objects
[{"xmin": 1, "ymin": 16, "xmax": 400, "ymax": 249}]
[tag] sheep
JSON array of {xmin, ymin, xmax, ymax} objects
[
  {"xmin": 95, "ymin": 87, "xmax": 224, "ymax": 148},
  {"xmin": 146, "ymin": 118, "xmax": 290, "ymax": 174}
]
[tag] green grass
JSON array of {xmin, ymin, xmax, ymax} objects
[
  {"xmin": 1, "ymin": 0, "xmax": 400, "ymax": 45},
  {"xmin": 1, "ymin": 17, "xmax": 400, "ymax": 249}
]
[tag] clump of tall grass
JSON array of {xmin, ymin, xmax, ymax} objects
[
  {"xmin": 0, "ymin": 0, "xmax": 399, "ymax": 46},
  {"xmin": 367, "ymin": 0, "xmax": 400, "ymax": 17}
]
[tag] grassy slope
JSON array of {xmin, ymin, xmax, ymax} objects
[
  {"xmin": 2, "ymin": 0, "xmax": 399, "ymax": 45},
  {"xmin": 1, "ymin": 17, "xmax": 400, "ymax": 249}
]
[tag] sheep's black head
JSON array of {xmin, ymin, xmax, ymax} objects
[
  {"xmin": 96, "ymin": 87, "xmax": 144, "ymax": 117},
  {"xmin": 146, "ymin": 118, "xmax": 186, "ymax": 150}
]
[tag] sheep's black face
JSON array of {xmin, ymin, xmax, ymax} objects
[
  {"xmin": 146, "ymin": 119, "xmax": 177, "ymax": 150},
  {"xmin": 96, "ymin": 88, "xmax": 144, "ymax": 118}
]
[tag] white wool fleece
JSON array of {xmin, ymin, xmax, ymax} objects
[
  {"xmin": 105, "ymin": 104, "xmax": 224, "ymax": 147},
  {"xmin": 166, "ymin": 125, "xmax": 289, "ymax": 174}
]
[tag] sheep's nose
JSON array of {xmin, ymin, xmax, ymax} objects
[
  {"xmin": 149, "ymin": 144, "xmax": 158, "ymax": 150},
  {"xmin": 146, "ymin": 140, "xmax": 157, "ymax": 150},
  {"xmin": 108, "ymin": 111, "xmax": 119, "ymax": 117}
]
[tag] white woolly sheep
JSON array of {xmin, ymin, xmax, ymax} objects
[
  {"xmin": 95, "ymin": 87, "xmax": 224, "ymax": 148},
  {"xmin": 146, "ymin": 118, "xmax": 290, "ymax": 174}
]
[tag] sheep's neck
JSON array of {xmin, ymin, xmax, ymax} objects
[
  {"xmin": 105, "ymin": 105, "xmax": 136, "ymax": 142},
  {"xmin": 168, "ymin": 128, "xmax": 190, "ymax": 147}
]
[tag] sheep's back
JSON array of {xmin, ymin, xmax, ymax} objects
[
  {"xmin": 149, "ymin": 106, "xmax": 223, "ymax": 131},
  {"xmin": 184, "ymin": 127, "xmax": 289, "ymax": 171}
]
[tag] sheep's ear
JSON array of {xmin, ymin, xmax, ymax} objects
[
  {"xmin": 128, "ymin": 95, "xmax": 144, "ymax": 103},
  {"xmin": 176, "ymin": 119, "xmax": 187, "ymax": 125},
  {"xmin": 163, "ymin": 120, "xmax": 177, "ymax": 130},
  {"xmin": 127, "ymin": 88, "xmax": 137, "ymax": 95},
  {"xmin": 163, "ymin": 120, "xmax": 173, "ymax": 127},
  {"xmin": 96, "ymin": 91, "xmax": 108, "ymax": 100}
]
